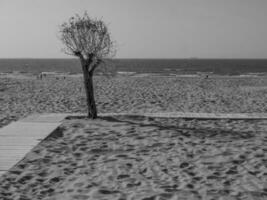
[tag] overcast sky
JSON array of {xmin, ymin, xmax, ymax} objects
[{"xmin": 1, "ymin": 0, "xmax": 267, "ymax": 58}]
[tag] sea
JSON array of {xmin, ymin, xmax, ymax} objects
[{"xmin": 0, "ymin": 58, "xmax": 267, "ymax": 76}]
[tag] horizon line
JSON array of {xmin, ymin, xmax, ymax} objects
[{"xmin": 0, "ymin": 57, "xmax": 267, "ymax": 60}]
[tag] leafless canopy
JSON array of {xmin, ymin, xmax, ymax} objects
[{"xmin": 59, "ymin": 12, "xmax": 115, "ymax": 73}]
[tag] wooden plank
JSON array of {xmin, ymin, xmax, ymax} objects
[
  {"xmin": 0, "ymin": 159, "xmax": 23, "ymax": 170},
  {"xmin": 0, "ymin": 149, "xmax": 30, "ymax": 157},
  {"xmin": 0, "ymin": 146, "xmax": 33, "ymax": 150},
  {"xmin": 98, "ymin": 112, "xmax": 267, "ymax": 119},
  {"xmin": 0, "ymin": 122, "xmax": 61, "ymax": 136},
  {"xmin": 0, "ymin": 137, "xmax": 39, "ymax": 146},
  {"xmin": 0, "ymin": 114, "xmax": 63, "ymax": 173},
  {"xmin": 20, "ymin": 113, "xmax": 69, "ymax": 123},
  {"xmin": 0, "ymin": 171, "xmax": 6, "ymax": 177}
]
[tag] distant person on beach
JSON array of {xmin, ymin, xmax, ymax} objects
[{"xmin": 37, "ymin": 73, "xmax": 43, "ymax": 80}]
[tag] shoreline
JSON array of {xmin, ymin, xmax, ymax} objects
[{"xmin": 1, "ymin": 71, "xmax": 267, "ymax": 79}]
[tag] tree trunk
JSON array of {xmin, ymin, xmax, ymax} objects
[{"xmin": 82, "ymin": 64, "xmax": 97, "ymax": 119}]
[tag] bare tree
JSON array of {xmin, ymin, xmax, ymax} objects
[{"xmin": 59, "ymin": 12, "xmax": 115, "ymax": 118}]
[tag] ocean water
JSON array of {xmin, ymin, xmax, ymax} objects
[{"xmin": 0, "ymin": 58, "xmax": 267, "ymax": 75}]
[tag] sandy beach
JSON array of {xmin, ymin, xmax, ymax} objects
[
  {"xmin": 1, "ymin": 74, "xmax": 267, "ymax": 128},
  {"xmin": 0, "ymin": 74, "xmax": 267, "ymax": 199},
  {"xmin": 0, "ymin": 115, "xmax": 267, "ymax": 199},
  {"xmin": 1, "ymin": 0, "xmax": 267, "ymax": 199}
]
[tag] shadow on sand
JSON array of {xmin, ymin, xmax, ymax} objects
[{"xmin": 66, "ymin": 114, "xmax": 256, "ymax": 140}]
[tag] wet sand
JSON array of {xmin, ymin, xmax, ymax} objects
[{"xmin": 0, "ymin": 116, "xmax": 267, "ymax": 199}]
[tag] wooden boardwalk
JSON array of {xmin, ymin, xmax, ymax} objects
[
  {"xmin": 100, "ymin": 112, "xmax": 267, "ymax": 119},
  {"xmin": 0, "ymin": 111, "xmax": 267, "ymax": 177},
  {"xmin": 19, "ymin": 112, "xmax": 267, "ymax": 121},
  {"xmin": 0, "ymin": 115, "xmax": 66, "ymax": 177}
]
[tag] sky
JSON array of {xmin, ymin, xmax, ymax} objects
[{"xmin": 0, "ymin": 0, "xmax": 267, "ymax": 58}]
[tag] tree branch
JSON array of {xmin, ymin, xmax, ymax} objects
[
  {"xmin": 59, "ymin": 12, "xmax": 115, "ymax": 74},
  {"xmin": 89, "ymin": 58, "xmax": 102, "ymax": 74}
]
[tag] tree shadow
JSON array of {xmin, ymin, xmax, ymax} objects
[{"xmin": 99, "ymin": 115, "xmax": 255, "ymax": 140}]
